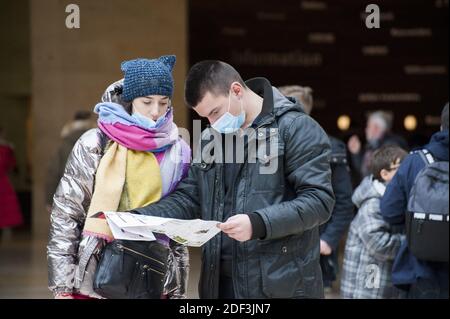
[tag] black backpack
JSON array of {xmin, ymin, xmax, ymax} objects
[{"xmin": 406, "ymin": 149, "xmax": 449, "ymax": 262}]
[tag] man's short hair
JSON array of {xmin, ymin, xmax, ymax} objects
[
  {"xmin": 184, "ymin": 60, "xmax": 246, "ymax": 108},
  {"xmin": 370, "ymin": 145, "xmax": 407, "ymax": 182},
  {"xmin": 441, "ymin": 102, "xmax": 449, "ymax": 131}
]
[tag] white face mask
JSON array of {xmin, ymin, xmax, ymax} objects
[{"xmin": 211, "ymin": 91, "xmax": 246, "ymax": 134}]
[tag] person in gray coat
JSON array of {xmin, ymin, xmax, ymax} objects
[{"xmin": 341, "ymin": 146, "xmax": 407, "ymax": 299}]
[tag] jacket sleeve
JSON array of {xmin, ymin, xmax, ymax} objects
[
  {"xmin": 255, "ymin": 114, "xmax": 335, "ymax": 240},
  {"xmin": 358, "ymin": 199, "xmax": 404, "ymax": 262},
  {"xmin": 380, "ymin": 154, "xmax": 423, "ymax": 225},
  {"xmin": 350, "ymin": 151, "xmax": 363, "ymax": 180},
  {"xmin": 47, "ymin": 129, "xmax": 100, "ymax": 293},
  {"xmin": 132, "ymin": 163, "xmax": 201, "ymax": 220},
  {"xmin": 320, "ymin": 161, "xmax": 354, "ymax": 251}
]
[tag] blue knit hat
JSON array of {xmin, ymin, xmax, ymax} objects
[{"xmin": 121, "ymin": 55, "xmax": 176, "ymax": 102}]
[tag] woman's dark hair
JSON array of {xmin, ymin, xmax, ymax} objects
[
  {"xmin": 122, "ymin": 100, "xmax": 132, "ymax": 115},
  {"xmin": 110, "ymin": 85, "xmax": 133, "ymax": 114},
  {"xmin": 184, "ymin": 60, "xmax": 246, "ymax": 108},
  {"xmin": 370, "ymin": 145, "xmax": 408, "ymax": 181}
]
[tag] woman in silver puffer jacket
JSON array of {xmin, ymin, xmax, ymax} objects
[{"xmin": 47, "ymin": 56, "xmax": 190, "ymax": 299}]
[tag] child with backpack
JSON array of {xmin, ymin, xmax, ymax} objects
[{"xmin": 341, "ymin": 145, "xmax": 408, "ymax": 299}]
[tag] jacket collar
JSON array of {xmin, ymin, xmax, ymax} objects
[
  {"xmin": 245, "ymin": 77, "xmax": 275, "ymax": 128},
  {"xmin": 244, "ymin": 77, "xmax": 304, "ymax": 129}
]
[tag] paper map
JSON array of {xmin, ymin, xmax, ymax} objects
[{"xmin": 104, "ymin": 212, "xmax": 222, "ymax": 247}]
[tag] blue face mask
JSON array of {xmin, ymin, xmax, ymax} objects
[
  {"xmin": 211, "ymin": 91, "xmax": 246, "ymax": 134},
  {"xmin": 132, "ymin": 111, "xmax": 166, "ymax": 129}
]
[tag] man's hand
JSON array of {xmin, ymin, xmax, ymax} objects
[
  {"xmin": 320, "ymin": 239, "xmax": 332, "ymax": 256},
  {"xmin": 219, "ymin": 214, "xmax": 253, "ymax": 242}
]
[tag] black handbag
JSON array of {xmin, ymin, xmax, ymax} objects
[{"xmin": 93, "ymin": 239, "xmax": 170, "ymax": 299}]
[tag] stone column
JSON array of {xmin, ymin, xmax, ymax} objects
[{"xmin": 30, "ymin": 0, "xmax": 189, "ymax": 239}]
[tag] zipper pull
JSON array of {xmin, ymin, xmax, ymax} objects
[
  {"xmin": 417, "ymin": 220, "xmax": 424, "ymax": 234},
  {"xmin": 116, "ymin": 243, "xmax": 124, "ymax": 273}
]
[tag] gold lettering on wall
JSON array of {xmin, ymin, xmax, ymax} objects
[
  {"xmin": 221, "ymin": 27, "xmax": 248, "ymax": 37},
  {"xmin": 308, "ymin": 33, "xmax": 335, "ymax": 44},
  {"xmin": 404, "ymin": 65, "xmax": 447, "ymax": 75},
  {"xmin": 301, "ymin": 1, "xmax": 327, "ymax": 10},
  {"xmin": 231, "ymin": 49, "xmax": 323, "ymax": 67},
  {"xmin": 362, "ymin": 46, "xmax": 389, "ymax": 56},
  {"xmin": 358, "ymin": 93, "xmax": 422, "ymax": 103},
  {"xmin": 390, "ymin": 28, "xmax": 432, "ymax": 37}
]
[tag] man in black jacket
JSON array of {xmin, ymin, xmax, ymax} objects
[{"xmin": 133, "ymin": 61, "xmax": 335, "ymax": 299}]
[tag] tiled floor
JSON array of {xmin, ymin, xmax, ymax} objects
[
  {"xmin": 0, "ymin": 231, "xmax": 51, "ymax": 299},
  {"xmin": 0, "ymin": 230, "xmax": 339, "ymax": 299},
  {"xmin": 0, "ymin": 230, "xmax": 201, "ymax": 299}
]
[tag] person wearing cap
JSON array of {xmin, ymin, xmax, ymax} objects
[{"xmin": 47, "ymin": 55, "xmax": 191, "ymax": 299}]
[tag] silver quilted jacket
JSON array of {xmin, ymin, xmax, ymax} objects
[{"xmin": 47, "ymin": 80, "xmax": 190, "ymax": 299}]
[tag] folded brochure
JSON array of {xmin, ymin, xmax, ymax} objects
[{"xmin": 105, "ymin": 212, "xmax": 221, "ymax": 247}]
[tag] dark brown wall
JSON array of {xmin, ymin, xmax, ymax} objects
[{"xmin": 189, "ymin": 0, "xmax": 449, "ymax": 146}]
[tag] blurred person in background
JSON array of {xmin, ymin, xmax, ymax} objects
[
  {"xmin": 0, "ymin": 127, "xmax": 23, "ymax": 241},
  {"xmin": 279, "ymin": 85, "xmax": 354, "ymax": 293},
  {"xmin": 348, "ymin": 111, "xmax": 408, "ymax": 184},
  {"xmin": 45, "ymin": 110, "xmax": 95, "ymax": 212}
]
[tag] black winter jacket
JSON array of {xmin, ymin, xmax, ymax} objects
[{"xmin": 133, "ymin": 78, "xmax": 335, "ymax": 299}]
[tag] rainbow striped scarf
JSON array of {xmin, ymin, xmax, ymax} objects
[{"xmin": 83, "ymin": 102, "xmax": 190, "ymax": 240}]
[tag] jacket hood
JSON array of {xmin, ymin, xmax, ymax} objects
[
  {"xmin": 245, "ymin": 77, "xmax": 305, "ymax": 123},
  {"xmin": 101, "ymin": 78, "xmax": 128, "ymax": 107},
  {"xmin": 272, "ymin": 86, "xmax": 305, "ymax": 116},
  {"xmin": 425, "ymin": 130, "xmax": 449, "ymax": 161},
  {"xmin": 352, "ymin": 175, "xmax": 385, "ymax": 208}
]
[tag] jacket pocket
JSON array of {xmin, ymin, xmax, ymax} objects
[
  {"xmin": 250, "ymin": 145, "xmax": 285, "ymax": 194},
  {"xmin": 291, "ymin": 259, "xmax": 324, "ymax": 299},
  {"xmin": 129, "ymin": 261, "xmax": 166, "ymax": 299},
  {"xmin": 258, "ymin": 239, "xmax": 303, "ymax": 298}
]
